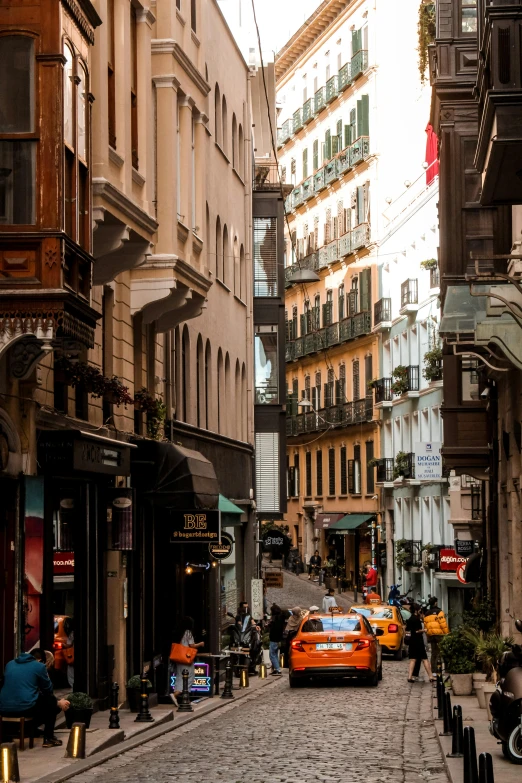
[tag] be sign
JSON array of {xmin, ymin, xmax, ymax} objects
[{"xmin": 414, "ymin": 442, "xmax": 442, "ymax": 480}]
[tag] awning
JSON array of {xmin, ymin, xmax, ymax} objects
[
  {"xmin": 329, "ymin": 513, "xmax": 374, "ymax": 533},
  {"xmin": 131, "ymin": 439, "xmax": 219, "ymax": 509},
  {"xmin": 219, "ymin": 494, "xmax": 244, "ymax": 527},
  {"xmin": 316, "ymin": 513, "xmax": 346, "ymax": 529}
]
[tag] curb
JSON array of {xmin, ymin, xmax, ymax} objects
[{"xmin": 32, "ymin": 676, "xmax": 281, "ymax": 783}]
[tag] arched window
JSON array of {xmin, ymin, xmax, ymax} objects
[
  {"xmin": 182, "ymin": 326, "xmax": 190, "ymax": 422},
  {"xmin": 235, "ymin": 359, "xmax": 241, "ymax": 439},
  {"xmin": 239, "ymin": 244, "xmax": 245, "ymax": 301},
  {"xmin": 206, "ymin": 202, "xmax": 212, "ymax": 274},
  {"xmin": 222, "ymin": 95, "xmax": 228, "ymax": 155},
  {"xmin": 214, "ymin": 84, "xmax": 221, "ymax": 147},
  {"xmin": 64, "ymin": 44, "xmax": 74, "ymax": 148},
  {"xmin": 223, "ymin": 224, "xmax": 229, "ymax": 286},
  {"xmin": 205, "ymin": 340, "xmax": 212, "ymax": 430},
  {"xmin": 232, "ymin": 113, "xmax": 237, "ymax": 169},
  {"xmin": 241, "ymin": 363, "xmax": 247, "ymax": 441},
  {"xmin": 233, "ymin": 236, "xmax": 239, "ymax": 295},
  {"xmin": 225, "ymin": 352, "xmax": 231, "ymax": 436},
  {"xmin": 216, "ymin": 216, "xmax": 222, "ymax": 280},
  {"xmin": 196, "ymin": 335, "xmax": 204, "ymax": 428},
  {"xmin": 238, "ymin": 123, "xmax": 244, "ymax": 177},
  {"xmin": 217, "ymin": 349, "xmax": 224, "ymax": 433},
  {"xmin": 174, "ymin": 327, "xmax": 181, "ymax": 420}
]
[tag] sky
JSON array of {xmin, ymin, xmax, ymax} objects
[{"xmin": 218, "ymin": 0, "xmax": 322, "ymax": 61}]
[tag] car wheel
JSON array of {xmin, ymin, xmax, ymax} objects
[
  {"xmin": 393, "ymin": 648, "xmax": 402, "ymax": 661},
  {"xmin": 506, "ymin": 726, "xmax": 522, "ymax": 764},
  {"xmin": 367, "ymin": 669, "xmax": 379, "ymax": 687},
  {"xmin": 289, "ymin": 676, "xmax": 304, "ymax": 689}
]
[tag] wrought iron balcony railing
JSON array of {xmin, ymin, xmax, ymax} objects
[
  {"xmin": 351, "ymin": 222, "xmax": 370, "ymax": 252},
  {"xmin": 430, "ymin": 266, "xmax": 440, "ymax": 289},
  {"xmin": 326, "ymin": 239, "xmax": 338, "ymax": 265},
  {"xmin": 374, "ymin": 297, "xmax": 391, "ymax": 325},
  {"xmin": 326, "ymin": 75, "xmax": 338, "ymax": 102},
  {"xmin": 324, "ymin": 160, "xmax": 338, "ymax": 185},
  {"xmin": 278, "ymin": 119, "xmax": 292, "ymax": 146},
  {"xmin": 337, "ymin": 62, "xmax": 350, "ymax": 91},
  {"xmin": 337, "ymin": 149, "xmax": 352, "ymax": 176},
  {"xmin": 376, "ymin": 458, "xmax": 394, "ymax": 483},
  {"xmin": 285, "ymin": 312, "xmax": 372, "ymax": 362},
  {"xmin": 302, "ymin": 176, "xmax": 314, "ymax": 201},
  {"xmin": 314, "ymin": 167, "xmax": 326, "ymax": 193},
  {"xmin": 291, "ymin": 186, "xmax": 303, "ymax": 209},
  {"xmin": 400, "ymin": 278, "xmax": 418, "ymax": 308},
  {"xmin": 292, "ymin": 108, "xmax": 303, "ymax": 134},
  {"xmin": 302, "ymin": 98, "xmax": 314, "ymax": 124},
  {"xmin": 349, "ymin": 135, "xmax": 370, "ymax": 167},
  {"xmin": 286, "ymin": 397, "xmax": 373, "ymax": 436},
  {"xmin": 284, "ymin": 251, "xmax": 319, "ymax": 287},
  {"xmin": 339, "ymin": 230, "xmax": 351, "ymax": 257},
  {"xmin": 374, "ymin": 378, "xmax": 392, "ymax": 404},
  {"xmin": 314, "ymin": 86, "xmax": 326, "ymax": 114},
  {"xmin": 350, "ymin": 49, "xmax": 368, "ymax": 81}
]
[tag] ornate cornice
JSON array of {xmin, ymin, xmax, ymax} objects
[
  {"xmin": 152, "ymin": 39, "xmax": 210, "ymax": 96},
  {"xmin": 92, "ymin": 178, "xmax": 158, "ymax": 235},
  {"xmin": 60, "ymin": 0, "xmax": 101, "ymax": 45}
]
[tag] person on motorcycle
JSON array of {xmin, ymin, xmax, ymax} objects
[
  {"xmin": 422, "ymin": 597, "xmax": 449, "ymax": 671},
  {"xmin": 308, "ymin": 550, "xmax": 322, "ymax": 580}
]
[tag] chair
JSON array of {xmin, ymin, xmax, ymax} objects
[{"xmin": 0, "ymin": 716, "xmax": 35, "ymax": 750}]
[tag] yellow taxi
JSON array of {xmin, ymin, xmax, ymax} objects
[{"xmin": 349, "ymin": 605, "xmax": 406, "ymax": 659}]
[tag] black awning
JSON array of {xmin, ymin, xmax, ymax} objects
[{"xmin": 131, "ymin": 439, "xmax": 219, "ymax": 509}]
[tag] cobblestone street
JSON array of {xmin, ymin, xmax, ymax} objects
[
  {"xmin": 265, "ymin": 566, "xmax": 354, "ymax": 611},
  {"xmin": 68, "ymin": 661, "xmax": 449, "ymax": 783}
]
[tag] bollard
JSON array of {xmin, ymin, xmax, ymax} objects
[
  {"xmin": 436, "ymin": 674, "xmax": 444, "ymax": 719},
  {"xmin": 478, "ymin": 752, "xmax": 494, "ymax": 783},
  {"xmin": 220, "ymin": 660, "xmax": 234, "ymax": 700},
  {"xmin": 108, "ymin": 681, "xmax": 120, "ymax": 729},
  {"xmin": 279, "ymin": 652, "xmax": 285, "ymax": 670},
  {"xmin": 239, "ymin": 667, "xmax": 249, "ymax": 688},
  {"xmin": 65, "ymin": 722, "xmax": 86, "ymax": 759},
  {"xmin": 259, "ymin": 662, "xmax": 267, "ymax": 678},
  {"xmin": 1, "ymin": 742, "xmax": 20, "ymax": 783},
  {"xmin": 440, "ymin": 691, "xmax": 453, "ymax": 736},
  {"xmin": 177, "ymin": 668, "xmax": 194, "ymax": 712},
  {"xmin": 463, "ymin": 726, "xmax": 479, "ymax": 783},
  {"xmin": 134, "ymin": 672, "xmax": 154, "ymax": 723},
  {"xmin": 447, "ymin": 705, "xmax": 464, "ymax": 758}
]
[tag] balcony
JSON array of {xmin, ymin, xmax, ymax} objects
[
  {"xmin": 430, "ymin": 266, "xmax": 440, "ymax": 290},
  {"xmin": 278, "ymin": 119, "xmax": 292, "ymax": 146},
  {"xmin": 302, "ymin": 176, "xmax": 314, "ymax": 201},
  {"xmin": 318, "ymin": 247, "xmax": 329, "ymax": 268},
  {"xmin": 314, "ymin": 86, "xmax": 327, "ymax": 114},
  {"xmin": 286, "ymin": 398, "xmax": 373, "ymax": 437},
  {"xmin": 373, "ymin": 378, "xmax": 392, "ymax": 407},
  {"xmin": 376, "ymin": 458, "xmax": 394, "ymax": 484},
  {"xmin": 349, "ymin": 135, "xmax": 370, "ymax": 167},
  {"xmin": 302, "ymin": 98, "xmax": 314, "ymax": 124},
  {"xmin": 392, "ymin": 365, "xmax": 419, "ymax": 397},
  {"xmin": 292, "ymin": 108, "xmax": 303, "ymax": 134},
  {"xmin": 396, "ymin": 540, "xmax": 422, "ymax": 569},
  {"xmin": 285, "ymin": 312, "xmax": 372, "ymax": 363},
  {"xmin": 338, "ymin": 62, "xmax": 351, "ymax": 91},
  {"xmin": 326, "ymin": 75, "xmax": 338, "ymax": 103},
  {"xmin": 373, "ymin": 297, "xmax": 392, "ymax": 329},
  {"xmin": 394, "ymin": 453, "xmax": 416, "ymax": 481},
  {"xmin": 351, "ymin": 222, "xmax": 370, "ymax": 252},
  {"xmin": 285, "ymin": 341, "xmax": 295, "ymax": 362},
  {"xmin": 324, "ymin": 159, "xmax": 338, "ymax": 186},
  {"xmin": 326, "ymin": 239, "xmax": 338, "ymax": 265},
  {"xmin": 314, "ymin": 167, "xmax": 326, "ymax": 193},
  {"xmin": 352, "ymin": 311, "xmax": 371, "ymax": 337},
  {"xmin": 350, "ymin": 49, "xmax": 368, "ymax": 81},
  {"xmin": 291, "ymin": 186, "xmax": 304, "ymax": 209},
  {"xmin": 400, "ymin": 278, "xmax": 418, "ymax": 313},
  {"xmin": 337, "ymin": 149, "xmax": 352, "ymax": 176},
  {"xmin": 284, "ymin": 251, "xmax": 319, "ymax": 288},
  {"xmin": 327, "ymin": 322, "xmax": 339, "ymax": 347},
  {"xmin": 339, "ymin": 230, "xmax": 351, "ymax": 257},
  {"xmin": 253, "ymin": 161, "xmax": 284, "ymax": 191}
]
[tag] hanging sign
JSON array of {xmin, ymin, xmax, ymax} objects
[
  {"xmin": 455, "ymin": 539, "xmax": 474, "ymax": 557},
  {"xmin": 414, "ymin": 442, "xmax": 442, "ymax": 480},
  {"xmin": 264, "ymin": 571, "xmax": 283, "ymax": 588},
  {"xmin": 170, "ymin": 510, "xmax": 220, "ymax": 543},
  {"xmin": 209, "ymin": 532, "xmax": 234, "ymax": 561},
  {"xmin": 439, "ymin": 548, "xmax": 468, "ymax": 572}
]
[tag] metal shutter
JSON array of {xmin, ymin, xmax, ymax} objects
[{"xmin": 255, "ymin": 432, "xmax": 280, "ymax": 512}]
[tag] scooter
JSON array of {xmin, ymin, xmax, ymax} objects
[
  {"xmin": 388, "ymin": 584, "xmax": 413, "ymax": 610},
  {"xmin": 489, "ymin": 619, "xmax": 522, "ymax": 765}
]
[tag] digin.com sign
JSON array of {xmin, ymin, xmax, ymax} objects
[{"xmin": 170, "ymin": 510, "xmax": 220, "ymax": 543}]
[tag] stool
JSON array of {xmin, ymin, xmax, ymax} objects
[{"xmin": 0, "ymin": 716, "xmax": 35, "ymax": 750}]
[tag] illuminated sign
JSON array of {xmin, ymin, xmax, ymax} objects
[
  {"xmin": 170, "ymin": 510, "xmax": 220, "ymax": 543},
  {"xmin": 170, "ymin": 662, "xmax": 211, "ymax": 694},
  {"xmin": 209, "ymin": 532, "xmax": 234, "ymax": 560}
]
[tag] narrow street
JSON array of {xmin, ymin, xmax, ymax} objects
[
  {"xmin": 265, "ymin": 567, "xmax": 355, "ymax": 612},
  {"xmin": 68, "ymin": 663, "xmax": 449, "ymax": 783}
]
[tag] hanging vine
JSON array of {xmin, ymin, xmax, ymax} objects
[{"xmin": 418, "ymin": 1, "xmax": 436, "ymax": 84}]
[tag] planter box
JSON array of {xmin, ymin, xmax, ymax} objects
[
  {"xmin": 324, "ymin": 576, "xmax": 337, "ymax": 590},
  {"xmin": 450, "ymin": 673, "xmax": 473, "ymax": 696},
  {"xmin": 65, "ymin": 707, "xmax": 93, "ymax": 729}
]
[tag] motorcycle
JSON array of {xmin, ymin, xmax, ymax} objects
[
  {"xmin": 388, "ymin": 584, "xmax": 413, "ymax": 610},
  {"xmin": 489, "ymin": 619, "xmax": 522, "ymax": 764}
]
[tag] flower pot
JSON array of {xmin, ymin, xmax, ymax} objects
[
  {"xmin": 324, "ymin": 576, "xmax": 337, "ymax": 590},
  {"xmin": 450, "ymin": 673, "xmax": 473, "ymax": 696},
  {"xmin": 65, "ymin": 707, "xmax": 93, "ymax": 729},
  {"xmin": 475, "ymin": 684, "xmax": 486, "ymax": 709}
]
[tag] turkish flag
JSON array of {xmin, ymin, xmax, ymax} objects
[{"xmin": 425, "ymin": 123, "xmax": 439, "ymax": 185}]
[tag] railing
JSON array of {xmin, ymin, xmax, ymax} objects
[
  {"xmin": 352, "ymin": 311, "xmax": 371, "ymax": 337},
  {"xmin": 374, "ymin": 297, "xmax": 391, "ymax": 325},
  {"xmin": 350, "ymin": 49, "xmax": 368, "ymax": 80},
  {"xmin": 326, "ymin": 239, "xmax": 338, "ymax": 264},
  {"xmin": 284, "ymin": 251, "xmax": 319, "ymax": 287},
  {"xmin": 326, "ymin": 75, "xmax": 338, "ymax": 102},
  {"xmin": 349, "ymin": 135, "xmax": 370, "ymax": 167},
  {"xmin": 314, "ymin": 167, "xmax": 326, "ymax": 192},
  {"xmin": 327, "ymin": 322, "xmax": 339, "ymax": 346},
  {"xmin": 400, "ymin": 278, "xmax": 418, "ymax": 308},
  {"xmin": 339, "ymin": 230, "xmax": 351, "ymax": 257},
  {"xmin": 255, "ymin": 386, "xmax": 278, "ymax": 404},
  {"xmin": 302, "ymin": 98, "xmax": 314, "ymax": 124},
  {"xmin": 285, "ymin": 312, "xmax": 372, "ymax": 362},
  {"xmin": 318, "ymin": 246, "xmax": 328, "ymax": 268},
  {"xmin": 302, "ymin": 176, "xmax": 314, "ymax": 200},
  {"xmin": 253, "ymin": 161, "xmax": 281, "ymax": 191},
  {"xmin": 374, "ymin": 378, "xmax": 392, "ymax": 404},
  {"xmin": 405, "ymin": 366, "xmax": 419, "ymax": 392},
  {"xmin": 430, "ymin": 266, "xmax": 440, "ymax": 289},
  {"xmin": 286, "ymin": 398, "xmax": 373, "ymax": 436},
  {"xmin": 291, "ymin": 186, "xmax": 303, "ymax": 209},
  {"xmin": 292, "ymin": 108, "xmax": 303, "ymax": 134},
  {"xmin": 285, "ymin": 342, "xmax": 295, "ymax": 362},
  {"xmin": 376, "ymin": 458, "xmax": 394, "ymax": 483},
  {"xmin": 314, "ymin": 86, "xmax": 326, "ymax": 114},
  {"xmin": 337, "ymin": 148, "xmax": 351, "ymax": 176},
  {"xmin": 425, "ymin": 358, "xmax": 442, "ymax": 382},
  {"xmin": 338, "ymin": 62, "xmax": 350, "ymax": 91},
  {"xmin": 351, "ymin": 222, "xmax": 370, "ymax": 251},
  {"xmin": 324, "ymin": 160, "xmax": 338, "ymax": 185},
  {"xmin": 278, "ymin": 119, "xmax": 292, "ymax": 146},
  {"xmin": 397, "ymin": 539, "xmax": 422, "ymax": 568}
]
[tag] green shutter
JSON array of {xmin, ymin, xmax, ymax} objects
[
  {"xmin": 350, "ymin": 108, "xmax": 357, "ymax": 142},
  {"xmin": 313, "ymin": 139, "xmax": 318, "ymax": 170},
  {"xmin": 331, "ymin": 136, "xmax": 339, "ymax": 156},
  {"xmin": 325, "ymin": 129, "xmax": 332, "ymax": 160},
  {"xmin": 356, "ymin": 185, "xmax": 364, "ymax": 224},
  {"xmin": 344, "ymin": 124, "xmax": 351, "ymax": 148},
  {"xmin": 352, "ymin": 28, "xmax": 362, "ymax": 55},
  {"xmin": 336, "ymin": 118, "xmax": 343, "ymax": 139},
  {"xmin": 357, "ymin": 94, "xmax": 369, "ymax": 138},
  {"xmin": 360, "ymin": 267, "xmax": 371, "ymax": 312},
  {"xmin": 303, "ymin": 148, "xmax": 308, "ymax": 179}
]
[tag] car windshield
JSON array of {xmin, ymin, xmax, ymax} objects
[{"xmin": 314, "ymin": 617, "xmax": 362, "ymax": 632}]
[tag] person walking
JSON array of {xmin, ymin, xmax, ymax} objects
[
  {"xmin": 405, "ymin": 604, "xmax": 435, "ymax": 682},
  {"xmin": 0, "ymin": 648, "xmax": 70, "ymax": 747},
  {"xmin": 322, "ymin": 587, "xmax": 338, "ymax": 612},
  {"xmin": 268, "ymin": 604, "xmax": 285, "ymax": 675},
  {"xmin": 282, "ymin": 607, "xmax": 304, "ymax": 667},
  {"xmin": 308, "ymin": 550, "xmax": 322, "ymax": 580},
  {"xmin": 171, "ymin": 616, "xmax": 204, "ymax": 706},
  {"xmin": 423, "ymin": 596, "xmax": 449, "ymax": 672}
]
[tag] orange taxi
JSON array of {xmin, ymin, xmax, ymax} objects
[
  {"xmin": 349, "ymin": 605, "xmax": 406, "ymax": 659},
  {"xmin": 288, "ymin": 609, "xmax": 383, "ymax": 688}
]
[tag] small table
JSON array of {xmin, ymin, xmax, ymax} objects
[
  {"xmin": 197, "ymin": 653, "xmax": 229, "ymax": 696},
  {"xmin": 224, "ymin": 649, "xmax": 251, "ymax": 689}
]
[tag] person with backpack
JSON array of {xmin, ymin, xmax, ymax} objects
[{"xmin": 422, "ymin": 597, "xmax": 449, "ymax": 671}]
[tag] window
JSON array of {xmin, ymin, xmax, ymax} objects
[
  {"xmin": 348, "ymin": 445, "xmax": 361, "ymax": 494},
  {"xmin": 254, "ymin": 217, "xmax": 278, "ymax": 296},
  {"xmin": 107, "ymin": 0, "xmax": 116, "ymax": 147},
  {"xmin": 313, "ymin": 139, "xmax": 319, "ymax": 171},
  {"xmin": 64, "ymin": 45, "xmax": 74, "ymax": 148},
  {"xmin": 461, "ymin": 0, "xmax": 477, "ymax": 34},
  {"xmin": 326, "ymin": 64, "xmax": 331, "ymax": 81},
  {"xmin": 366, "ymin": 441, "xmax": 374, "ymax": 494},
  {"xmin": 214, "ymin": 85, "xmax": 222, "ymax": 146},
  {"xmin": 191, "ymin": 0, "xmax": 197, "ymax": 32},
  {"xmin": 238, "ymin": 123, "xmax": 243, "ymax": 177},
  {"xmin": 304, "ymin": 375, "xmax": 311, "ymax": 400},
  {"xmin": 316, "ymin": 450, "xmax": 323, "ymax": 495},
  {"xmin": 337, "ymin": 364, "xmax": 346, "ymax": 404},
  {"xmin": 130, "ymin": 5, "xmax": 139, "ymax": 168},
  {"xmin": 232, "ymin": 113, "xmax": 237, "ymax": 169},
  {"xmin": 340, "ymin": 445, "xmax": 347, "ymax": 495},
  {"xmin": 302, "ymin": 148, "xmax": 308, "ymax": 179},
  {"xmin": 325, "ymin": 368, "xmax": 334, "ymax": 408},
  {"xmin": 255, "ymin": 325, "xmax": 278, "ymax": 404},
  {"xmin": 365, "ymin": 354, "xmax": 373, "ymax": 392},
  {"xmin": 294, "ymin": 453, "xmax": 300, "ymax": 497},
  {"xmin": 339, "ymin": 284, "xmax": 345, "ymax": 320},
  {"xmin": 290, "ymin": 158, "xmax": 296, "ymax": 182},
  {"xmin": 216, "ymin": 216, "xmax": 222, "ymax": 279},
  {"xmin": 328, "ymin": 448, "xmax": 336, "ymax": 495},
  {"xmin": 222, "ymin": 95, "xmax": 228, "ymax": 154},
  {"xmin": 313, "ymin": 371, "xmax": 321, "ymax": 412},
  {"xmin": 177, "ymin": 0, "xmax": 181, "ymax": 8},
  {"xmin": 461, "ymin": 358, "xmax": 480, "ymax": 401},
  {"xmin": 349, "ymin": 277, "xmax": 358, "ymax": 315},
  {"xmin": 256, "ymin": 433, "xmax": 281, "ymax": 513},
  {"xmin": 0, "ymin": 36, "xmax": 36, "ymax": 225},
  {"xmin": 353, "ymin": 360, "xmax": 360, "ymax": 401},
  {"xmin": 305, "ymin": 451, "xmax": 312, "ymax": 497}
]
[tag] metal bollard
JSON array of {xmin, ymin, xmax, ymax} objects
[
  {"xmin": 177, "ymin": 668, "xmax": 194, "ymax": 712},
  {"xmin": 463, "ymin": 726, "xmax": 479, "ymax": 783},
  {"xmin": 279, "ymin": 652, "xmax": 285, "ymax": 670},
  {"xmin": 0, "ymin": 742, "xmax": 20, "ymax": 782},
  {"xmin": 436, "ymin": 674, "xmax": 444, "ymax": 719},
  {"xmin": 259, "ymin": 662, "xmax": 267, "ymax": 678},
  {"xmin": 134, "ymin": 672, "xmax": 154, "ymax": 723},
  {"xmin": 220, "ymin": 660, "xmax": 234, "ymax": 700},
  {"xmin": 440, "ymin": 690, "xmax": 453, "ymax": 736},
  {"xmin": 478, "ymin": 752, "xmax": 494, "ymax": 783},
  {"xmin": 447, "ymin": 705, "xmax": 464, "ymax": 758},
  {"xmin": 108, "ymin": 681, "xmax": 120, "ymax": 729},
  {"xmin": 239, "ymin": 667, "xmax": 249, "ymax": 688},
  {"xmin": 65, "ymin": 722, "xmax": 86, "ymax": 759}
]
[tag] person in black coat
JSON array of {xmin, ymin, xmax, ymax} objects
[
  {"xmin": 406, "ymin": 604, "xmax": 435, "ymax": 682},
  {"xmin": 268, "ymin": 604, "xmax": 286, "ymax": 675}
]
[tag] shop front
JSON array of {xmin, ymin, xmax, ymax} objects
[
  {"xmin": 434, "ymin": 547, "xmax": 478, "ymax": 621},
  {"xmin": 317, "ymin": 513, "xmax": 375, "ymax": 590}
]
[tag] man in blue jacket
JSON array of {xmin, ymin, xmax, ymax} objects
[{"xmin": 0, "ymin": 649, "xmax": 70, "ymax": 747}]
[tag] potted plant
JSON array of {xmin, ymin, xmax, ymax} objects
[
  {"xmin": 423, "ymin": 347, "xmax": 443, "ymax": 382},
  {"xmin": 395, "ymin": 539, "xmax": 413, "ymax": 570},
  {"xmin": 134, "ymin": 389, "xmax": 167, "ymax": 440},
  {"xmin": 417, "ymin": 1, "xmax": 436, "ymax": 84},
  {"xmin": 391, "ymin": 366, "xmax": 409, "ymax": 396},
  {"xmin": 393, "ymin": 451, "xmax": 411, "ymax": 480},
  {"xmin": 323, "ymin": 559, "xmax": 337, "ymax": 589},
  {"xmin": 126, "ymin": 675, "xmax": 152, "ymax": 713},
  {"xmin": 55, "ymin": 357, "xmax": 133, "ymax": 407},
  {"xmin": 64, "ymin": 692, "xmax": 94, "ymax": 728},
  {"xmin": 420, "ymin": 258, "xmax": 438, "ymax": 270},
  {"xmin": 439, "ymin": 629, "xmax": 477, "ymax": 696}
]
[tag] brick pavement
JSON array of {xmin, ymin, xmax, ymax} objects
[
  {"xmin": 65, "ymin": 661, "xmax": 450, "ymax": 783},
  {"xmin": 265, "ymin": 568, "xmax": 354, "ymax": 612}
]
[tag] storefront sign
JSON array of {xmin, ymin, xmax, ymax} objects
[
  {"xmin": 414, "ymin": 442, "xmax": 442, "ymax": 480},
  {"xmin": 455, "ymin": 539, "xmax": 474, "ymax": 557},
  {"xmin": 170, "ymin": 662, "xmax": 211, "ymax": 694},
  {"xmin": 38, "ymin": 431, "xmax": 132, "ymax": 475},
  {"xmin": 264, "ymin": 571, "xmax": 283, "ymax": 588},
  {"xmin": 209, "ymin": 532, "xmax": 234, "ymax": 560},
  {"xmin": 439, "ymin": 548, "xmax": 468, "ymax": 571},
  {"xmin": 170, "ymin": 510, "xmax": 220, "ymax": 543},
  {"xmin": 261, "ymin": 528, "xmax": 291, "ymax": 558},
  {"xmin": 53, "ymin": 552, "xmax": 75, "ymax": 574},
  {"xmin": 251, "ymin": 578, "xmax": 264, "ymax": 619}
]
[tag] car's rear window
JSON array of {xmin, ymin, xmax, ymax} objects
[
  {"xmin": 371, "ymin": 608, "xmax": 394, "ymax": 619},
  {"xmin": 310, "ymin": 617, "xmax": 362, "ymax": 632},
  {"xmin": 349, "ymin": 607, "xmax": 372, "ymax": 617}
]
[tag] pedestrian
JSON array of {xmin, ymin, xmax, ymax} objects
[
  {"xmin": 282, "ymin": 606, "xmax": 304, "ymax": 666},
  {"xmin": 308, "ymin": 549, "xmax": 322, "ymax": 580},
  {"xmin": 268, "ymin": 604, "xmax": 285, "ymax": 676},
  {"xmin": 405, "ymin": 604, "xmax": 435, "ymax": 682},
  {"xmin": 170, "ymin": 616, "xmax": 204, "ymax": 706},
  {"xmin": 322, "ymin": 587, "xmax": 338, "ymax": 612},
  {"xmin": 63, "ymin": 616, "xmax": 74, "ymax": 689},
  {"xmin": 0, "ymin": 648, "xmax": 70, "ymax": 747},
  {"xmin": 422, "ymin": 596, "xmax": 449, "ymax": 672}
]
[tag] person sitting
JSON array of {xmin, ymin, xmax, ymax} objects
[
  {"xmin": 308, "ymin": 550, "xmax": 322, "ymax": 580},
  {"xmin": 0, "ymin": 648, "xmax": 70, "ymax": 747}
]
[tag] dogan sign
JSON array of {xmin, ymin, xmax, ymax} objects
[{"xmin": 170, "ymin": 510, "xmax": 220, "ymax": 543}]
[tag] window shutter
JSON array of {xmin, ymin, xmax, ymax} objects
[
  {"xmin": 313, "ymin": 139, "xmax": 319, "ymax": 171},
  {"xmin": 365, "ymin": 354, "xmax": 373, "ymax": 389},
  {"xmin": 363, "ymin": 181, "xmax": 370, "ymax": 222},
  {"xmin": 366, "ymin": 441, "xmax": 375, "ymax": 495},
  {"xmin": 352, "ymin": 28, "xmax": 362, "ymax": 55},
  {"xmin": 358, "ymin": 94, "xmax": 369, "ymax": 137},
  {"xmin": 344, "ymin": 208, "xmax": 352, "ymax": 234},
  {"xmin": 325, "ymin": 129, "xmax": 332, "ymax": 161},
  {"xmin": 303, "ymin": 147, "xmax": 308, "ymax": 179},
  {"xmin": 294, "ymin": 454, "xmax": 300, "ymax": 497},
  {"xmin": 332, "ymin": 216, "xmax": 338, "ymax": 239},
  {"xmin": 340, "ymin": 446, "xmax": 347, "ymax": 495},
  {"xmin": 348, "ymin": 459, "xmax": 355, "ymax": 493},
  {"xmin": 337, "ymin": 200, "xmax": 344, "ymax": 234},
  {"xmin": 324, "ymin": 382, "xmax": 329, "ymax": 408},
  {"xmin": 336, "ymin": 118, "xmax": 343, "ymax": 138},
  {"xmin": 288, "ymin": 465, "xmax": 295, "ymax": 498},
  {"xmin": 300, "ymin": 313, "xmax": 306, "ymax": 336},
  {"xmin": 328, "ymin": 448, "xmax": 336, "ymax": 495},
  {"xmin": 350, "ymin": 108, "xmax": 357, "ymax": 142},
  {"xmin": 316, "ymin": 450, "xmax": 323, "ymax": 496},
  {"xmin": 360, "ymin": 267, "xmax": 371, "ymax": 312},
  {"xmin": 353, "ymin": 360, "xmax": 360, "ymax": 400},
  {"xmin": 306, "ymin": 451, "xmax": 312, "ymax": 497},
  {"xmin": 331, "ymin": 135, "xmax": 339, "ymax": 156},
  {"xmin": 344, "ymin": 124, "xmax": 351, "ymax": 149},
  {"xmin": 255, "ymin": 432, "xmax": 281, "ymax": 512},
  {"xmin": 356, "ymin": 185, "xmax": 365, "ymax": 225}
]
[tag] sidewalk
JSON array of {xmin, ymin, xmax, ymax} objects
[
  {"xmin": 434, "ymin": 691, "xmax": 519, "ymax": 783},
  {"xmin": 11, "ymin": 674, "xmax": 278, "ymax": 783}
]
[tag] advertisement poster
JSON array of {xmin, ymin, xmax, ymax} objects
[
  {"xmin": 23, "ymin": 476, "xmax": 44, "ymax": 651},
  {"xmin": 414, "ymin": 442, "xmax": 442, "ymax": 480}
]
